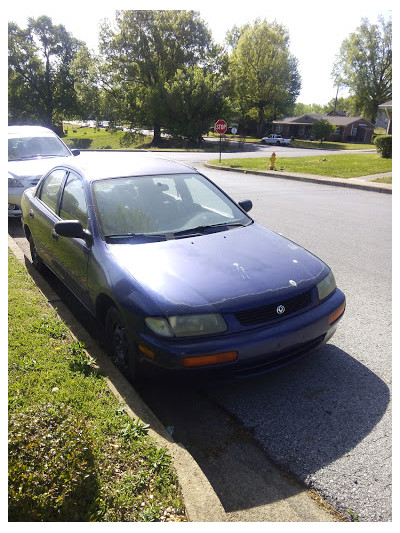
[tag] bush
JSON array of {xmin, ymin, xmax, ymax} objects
[
  {"xmin": 8, "ymin": 403, "xmax": 99, "ymax": 521},
  {"xmin": 374, "ymin": 135, "xmax": 392, "ymax": 158},
  {"xmin": 65, "ymin": 137, "xmax": 92, "ymax": 149}
]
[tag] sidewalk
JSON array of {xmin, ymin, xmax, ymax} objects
[{"xmin": 204, "ymin": 163, "xmax": 392, "ymax": 194}]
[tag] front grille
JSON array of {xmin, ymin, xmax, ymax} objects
[{"xmin": 234, "ymin": 289, "xmax": 312, "ymax": 326}]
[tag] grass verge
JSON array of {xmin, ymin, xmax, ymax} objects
[
  {"xmin": 8, "ymin": 250, "xmax": 185, "ymax": 522},
  {"xmin": 208, "ymin": 153, "xmax": 392, "ymax": 179},
  {"xmin": 62, "ymin": 123, "xmax": 152, "ymax": 150}
]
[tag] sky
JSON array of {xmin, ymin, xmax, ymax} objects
[{"xmin": 6, "ymin": 0, "xmax": 393, "ymax": 106}]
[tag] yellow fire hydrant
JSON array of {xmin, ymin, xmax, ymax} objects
[{"xmin": 269, "ymin": 152, "xmax": 276, "ymax": 170}]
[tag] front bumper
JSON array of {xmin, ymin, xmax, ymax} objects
[{"xmin": 134, "ymin": 288, "xmax": 346, "ymax": 381}]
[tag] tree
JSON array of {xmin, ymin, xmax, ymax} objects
[
  {"xmin": 98, "ymin": 10, "xmax": 214, "ymax": 145},
  {"xmin": 163, "ymin": 66, "xmax": 229, "ymax": 145},
  {"xmin": 8, "ymin": 16, "xmax": 83, "ymax": 129},
  {"xmin": 332, "ymin": 16, "xmax": 391, "ymax": 123},
  {"xmin": 311, "ymin": 118, "xmax": 337, "ymax": 143},
  {"xmin": 228, "ymin": 19, "xmax": 301, "ymax": 137},
  {"xmin": 70, "ymin": 46, "xmax": 102, "ymax": 122}
]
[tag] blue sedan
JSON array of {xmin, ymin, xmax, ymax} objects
[{"xmin": 21, "ymin": 154, "xmax": 345, "ymax": 383}]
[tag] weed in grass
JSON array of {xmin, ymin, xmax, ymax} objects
[
  {"xmin": 30, "ymin": 313, "xmax": 68, "ymax": 339},
  {"xmin": 68, "ymin": 341, "xmax": 98, "ymax": 376},
  {"xmin": 8, "ymin": 403, "xmax": 100, "ymax": 521},
  {"xmin": 120, "ymin": 419, "xmax": 150, "ymax": 442}
]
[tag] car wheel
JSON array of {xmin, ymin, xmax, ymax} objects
[
  {"xmin": 105, "ymin": 306, "xmax": 137, "ymax": 383},
  {"xmin": 29, "ymin": 234, "xmax": 45, "ymax": 272}
]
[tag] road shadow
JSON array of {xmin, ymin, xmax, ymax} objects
[
  {"xmin": 206, "ymin": 344, "xmax": 390, "ymax": 483},
  {"xmin": 136, "ymin": 342, "xmax": 389, "ymax": 514}
]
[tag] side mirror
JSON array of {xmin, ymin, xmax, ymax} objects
[
  {"xmin": 71, "ymin": 149, "xmax": 80, "ymax": 156},
  {"xmin": 54, "ymin": 220, "xmax": 92, "ymax": 245},
  {"xmin": 238, "ymin": 199, "xmax": 253, "ymax": 213}
]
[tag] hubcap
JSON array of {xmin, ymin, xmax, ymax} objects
[{"xmin": 113, "ymin": 324, "xmax": 128, "ymax": 362}]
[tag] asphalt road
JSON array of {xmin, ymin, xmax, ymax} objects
[{"xmin": 10, "ymin": 149, "xmax": 391, "ymax": 522}]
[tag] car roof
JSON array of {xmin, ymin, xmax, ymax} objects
[
  {"xmin": 8, "ymin": 125, "xmax": 59, "ymax": 138},
  {"xmin": 54, "ymin": 154, "xmax": 196, "ymax": 182}
]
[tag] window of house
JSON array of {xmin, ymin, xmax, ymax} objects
[
  {"xmin": 352, "ymin": 126, "xmax": 358, "ymax": 136},
  {"xmin": 275, "ymin": 124, "xmax": 282, "ymax": 133}
]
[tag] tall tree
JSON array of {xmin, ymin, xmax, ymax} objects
[
  {"xmin": 8, "ymin": 16, "xmax": 83, "ymax": 129},
  {"xmin": 163, "ymin": 66, "xmax": 229, "ymax": 145},
  {"xmin": 98, "ymin": 10, "xmax": 214, "ymax": 145},
  {"xmin": 228, "ymin": 19, "xmax": 301, "ymax": 137},
  {"xmin": 332, "ymin": 16, "xmax": 392, "ymax": 123}
]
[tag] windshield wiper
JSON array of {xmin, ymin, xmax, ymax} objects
[
  {"xmin": 105, "ymin": 232, "xmax": 172, "ymax": 241},
  {"xmin": 172, "ymin": 221, "xmax": 248, "ymax": 238}
]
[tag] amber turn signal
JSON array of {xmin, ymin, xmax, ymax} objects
[
  {"xmin": 329, "ymin": 303, "xmax": 345, "ymax": 325},
  {"xmin": 182, "ymin": 351, "xmax": 238, "ymax": 368},
  {"xmin": 138, "ymin": 344, "xmax": 155, "ymax": 359}
]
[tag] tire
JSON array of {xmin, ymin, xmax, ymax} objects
[
  {"xmin": 29, "ymin": 234, "xmax": 45, "ymax": 272},
  {"xmin": 105, "ymin": 306, "xmax": 137, "ymax": 383}
]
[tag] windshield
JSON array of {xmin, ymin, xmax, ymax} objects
[
  {"xmin": 92, "ymin": 173, "xmax": 251, "ymax": 240},
  {"xmin": 8, "ymin": 136, "xmax": 71, "ymax": 161}
]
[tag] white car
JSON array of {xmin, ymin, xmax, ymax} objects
[
  {"xmin": 261, "ymin": 134, "xmax": 291, "ymax": 145},
  {"xmin": 8, "ymin": 125, "xmax": 79, "ymax": 217}
]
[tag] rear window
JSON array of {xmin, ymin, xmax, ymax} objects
[{"xmin": 8, "ymin": 136, "xmax": 70, "ymax": 161}]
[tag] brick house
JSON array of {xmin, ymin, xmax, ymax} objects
[{"xmin": 272, "ymin": 111, "xmax": 374, "ymax": 143}]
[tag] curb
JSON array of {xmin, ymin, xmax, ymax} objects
[
  {"xmin": 204, "ymin": 163, "xmax": 392, "ymax": 194},
  {"xmin": 8, "ymin": 235, "xmax": 226, "ymax": 523}
]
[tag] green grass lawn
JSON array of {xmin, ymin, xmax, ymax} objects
[
  {"xmin": 209, "ymin": 153, "xmax": 392, "ymax": 179},
  {"xmin": 8, "ymin": 251, "xmax": 185, "ymax": 522},
  {"xmin": 62, "ymin": 123, "xmax": 152, "ymax": 150}
]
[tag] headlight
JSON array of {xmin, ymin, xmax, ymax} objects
[
  {"xmin": 317, "ymin": 271, "xmax": 336, "ymax": 301},
  {"xmin": 8, "ymin": 177, "xmax": 24, "ymax": 188},
  {"xmin": 145, "ymin": 313, "xmax": 227, "ymax": 338}
]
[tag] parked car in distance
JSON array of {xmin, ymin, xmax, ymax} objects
[
  {"xmin": 21, "ymin": 154, "xmax": 345, "ymax": 383},
  {"xmin": 8, "ymin": 125, "xmax": 79, "ymax": 217},
  {"xmin": 261, "ymin": 134, "xmax": 291, "ymax": 145}
]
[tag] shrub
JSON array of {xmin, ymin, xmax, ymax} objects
[
  {"xmin": 374, "ymin": 135, "xmax": 392, "ymax": 158},
  {"xmin": 65, "ymin": 137, "xmax": 92, "ymax": 149},
  {"xmin": 8, "ymin": 403, "xmax": 99, "ymax": 521},
  {"xmin": 311, "ymin": 118, "xmax": 337, "ymax": 143}
]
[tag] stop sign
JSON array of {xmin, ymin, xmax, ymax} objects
[{"xmin": 215, "ymin": 119, "xmax": 227, "ymax": 134}]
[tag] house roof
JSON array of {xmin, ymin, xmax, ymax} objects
[
  {"xmin": 273, "ymin": 113, "xmax": 374, "ymax": 128},
  {"xmin": 378, "ymin": 100, "xmax": 392, "ymax": 108}
]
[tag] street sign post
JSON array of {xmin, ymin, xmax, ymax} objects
[{"xmin": 215, "ymin": 119, "xmax": 227, "ymax": 162}]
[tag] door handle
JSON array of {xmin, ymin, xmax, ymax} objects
[
  {"xmin": 51, "ymin": 229, "xmax": 58, "ymax": 241},
  {"xmin": 29, "ymin": 209, "xmax": 34, "ymax": 218}
]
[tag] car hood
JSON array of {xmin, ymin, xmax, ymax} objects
[
  {"xmin": 8, "ymin": 156, "xmax": 73, "ymax": 180},
  {"xmin": 107, "ymin": 223, "xmax": 329, "ymax": 314}
]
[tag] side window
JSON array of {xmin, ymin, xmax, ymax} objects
[
  {"xmin": 59, "ymin": 172, "xmax": 88, "ymax": 228},
  {"xmin": 39, "ymin": 170, "xmax": 67, "ymax": 212}
]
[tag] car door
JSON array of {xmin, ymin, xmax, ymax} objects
[
  {"xmin": 29, "ymin": 168, "xmax": 68, "ymax": 267},
  {"xmin": 53, "ymin": 170, "xmax": 92, "ymax": 309}
]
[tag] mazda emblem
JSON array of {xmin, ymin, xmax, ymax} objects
[{"xmin": 276, "ymin": 305, "xmax": 286, "ymax": 315}]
